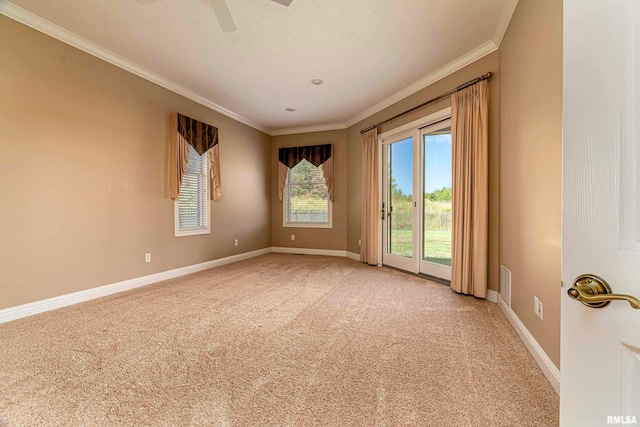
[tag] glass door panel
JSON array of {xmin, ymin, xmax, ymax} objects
[
  {"xmin": 382, "ymin": 133, "xmax": 417, "ymax": 272},
  {"xmin": 388, "ymin": 137, "xmax": 413, "ymax": 257},
  {"xmin": 420, "ymin": 122, "xmax": 452, "ymax": 280}
]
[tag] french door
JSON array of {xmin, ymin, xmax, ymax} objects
[
  {"xmin": 382, "ymin": 133, "xmax": 417, "ymax": 272},
  {"xmin": 381, "ymin": 116, "xmax": 452, "ymax": 280}
]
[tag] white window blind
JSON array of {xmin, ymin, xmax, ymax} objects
[
  {"xmin": 176, "ymin": 148, "xmax": 209, "ymax": 236},
  {"xmin": 284, "ymin": 159, "xmax": 331, "ymax": 226}
]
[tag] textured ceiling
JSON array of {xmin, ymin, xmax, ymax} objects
[{"xmin": 2, "ymin": 0, "xmax": 517, "ymax": 134}]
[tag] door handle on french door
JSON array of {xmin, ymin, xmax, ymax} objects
[
  {"xmin": 381, "ymin": 203, "xmax": 393, "ymax": 220},
  {"xmin": 568, "ymin": 274, "xmax": 640, "ymax": 309}
]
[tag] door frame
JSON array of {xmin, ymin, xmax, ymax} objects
[{"xmin": 378, "ymin": 107, "xmax": 452, "ymax": 273}]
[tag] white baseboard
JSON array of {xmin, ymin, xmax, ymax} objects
[
  {"xmin": 346, "ymin": 251, "xmax": 361, "ymax": 261},
  {"xmin": 271, "ymin": 247, "xmax": 347, "ymax": 257},
  {"xmin": 497, "ymin": 295, "xmax": 560, "ymax": 394},
  {"xmin": 0, "ymin": 247, "xmax": 271, "ymax": 324},
  {"xmin": 486, "ymin": 289, "xmax": 499, "ymax": 303}
]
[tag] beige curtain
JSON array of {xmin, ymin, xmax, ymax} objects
[
  {"xmin": 321, "ymin": 156, "xmax": 334, "ymax": 202},
  {"xmin": 278, "ymin": 162, "xmax": 289, "ymax": 202},
  {"xmin": 360, "ymin": 128, "xmax": 379, "ymax": 265},
  {"xmin": 170, "ymin": 114, "xmax": 191, "ymax": 199},
  {"xmin": 451, "ymin": 80, "xmax": 489, "ymax": 298},
  {"xmin": 209, "ymin": 144, "xmax": 222, "ymax": 201}
]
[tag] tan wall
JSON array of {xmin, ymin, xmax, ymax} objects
[
  {"xmin": 0, "ymin": 17, "xmax": 271, "ymax": 310},
  {"xmin": 346, "ymin": 52, "xmax": 500, "ymax": 291},
  {"xmin": 499, "ymin": 0, "xmax": 562, "ymax": 367},
  {"xmin": 271, "ymin": 130, "xmax": 347, "ymax": 250}
]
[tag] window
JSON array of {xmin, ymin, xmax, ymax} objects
[
  {"xmin": 175, "ymin": 148, "xmax": 209, "ymax": 236},
  {"xmin": 284, "ymin": 159, "xmax": 332, "ymax": 228}
]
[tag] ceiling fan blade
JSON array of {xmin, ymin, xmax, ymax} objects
[
  {"xmin": 210, "ymin": 0, "xmax": 237, "ymax": 32},
  {"xmin": 270, "ymin": 0, "xmax": 293, "ymax": 6}
]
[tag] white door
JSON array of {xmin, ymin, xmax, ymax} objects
[
  {"xmin": 562, "ymin": 1, "xmax": 640, "ymax": 426},
  {"xmin": 382, "ymin": 131, "xmax": 418, "ymax": 272}
]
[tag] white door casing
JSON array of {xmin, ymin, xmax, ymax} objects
[{"xmin": 562, "ymin": 1, "xmax": 640, "ymax": 425}]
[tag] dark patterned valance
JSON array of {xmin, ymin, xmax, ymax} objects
[
  {"xmin": 278, "ymin": 144, "xmax": 332, "ymax": 168},
  {"xmin": 170, "ymin": 113, "xmax": 222, "ymax": 201},
  {"xmin": 177, "ymin": 113, "xmax": 219, "ymax": 155}
]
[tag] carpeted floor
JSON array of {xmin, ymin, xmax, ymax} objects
[{"xmin": 0, "ymin": 254, "xmax": 559, "ymax": 426}]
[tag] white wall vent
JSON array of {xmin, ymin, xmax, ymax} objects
[{"xmin": 500, "ymin": 265, "xmax": 512, "ymax": 308}]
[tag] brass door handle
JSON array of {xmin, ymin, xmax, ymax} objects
[{"xmin": 568, "ymin": 274, "xmax": 640, "ymax": 309}]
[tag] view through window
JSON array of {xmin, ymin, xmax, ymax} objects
[{"xmin": 285, "ymin": 159, "xmax": 330, "ymax": 226}]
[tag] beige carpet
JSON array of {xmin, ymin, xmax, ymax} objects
[{"xmin": 0, "ymin": 254, "xmax": 558, "ymax": 426}]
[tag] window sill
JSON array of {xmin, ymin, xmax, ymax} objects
[
  {"xmin": 283, "ymin": 222, "xmax": 333, "ymax": 229},
  {"xmin": 175, "ymin": 227, "xmax": 211, "ymax": 237}
]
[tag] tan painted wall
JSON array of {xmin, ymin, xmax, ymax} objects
[
  {"xmin": 271, "ymin": 130, "xmax": 347, "ymax": 250},
  {"xmin": 1, "ymin": 5, "xmax": 562, "ymax": 374},
  {"xmin": 499, "ymin": 0, "xmax": 562, "ymax": 367},
  {"xmin": 346, "ymin": 52, "xmax": 500, "ymax": 291},
  {"xmin": 0, "ymin": 17, "xmax": 271, "ymax": 310}
]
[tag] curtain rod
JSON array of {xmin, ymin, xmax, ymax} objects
[{"xmin": 360, "ymin": 71, "xmax": 493, "ymax": 134}]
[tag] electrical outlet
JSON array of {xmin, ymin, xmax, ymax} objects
[
  {"xmin": 234, "ymin": 239, "xmax": 238, "ymax": 246},
  {"xmin": 538, "ymin": 301, "xmax": 544, "ymax": 320},
  {"xmin": 358, "ymin": 239, "xmax": 361, "ymax": 246},
  {"xmin": 534, "ymin": 296, "xmax": 539, "ymax": 315},
  {"xmin": 145, "ymin": 253, "xmax": 151, "ymax": 263},
  {"xmin": 291, "ymin": 234, "xmax": 295, "ymax": 241}
]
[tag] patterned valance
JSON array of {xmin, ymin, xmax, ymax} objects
[
  {"xmin": 277, "ymin": 144, "xmax": 334, "ymax": 203},
  {"xmin": 170, "ymin": 113, "xmax": 222, "ymax": 201},
  {"xmin": 278, "ymin": 144, "xmax": 332, "ymax": 169},
  {"xmin": 177, "ymin": 113, "xmax": 218, "ymax": 155}
]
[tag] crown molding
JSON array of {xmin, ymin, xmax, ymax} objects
[
  {"xmin": 493, "ymin": 0, "xmax": 519, "ymax": 48},
  {"xmin": 344, "ymin": 39, "xmax": 498, "ymax": 129},
  {"xmin": 0, "ymin": 1, "xmax": 271, "ymax": 135},
  {"xmin": 269, "ymin": 122, "xmax": 347, "ymax": 136},
  {"xmin": 1, "ymin": 0, "xmax": 516, "ymax": 137}
]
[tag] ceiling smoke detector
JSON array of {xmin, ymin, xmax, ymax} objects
[
  {"xmin": 311, "ymin": 79, "xmax": 324, "ymax": 86},
  {"xmin": 285, "ymin": 108, "xmax": 296, "ymax": 112}
]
